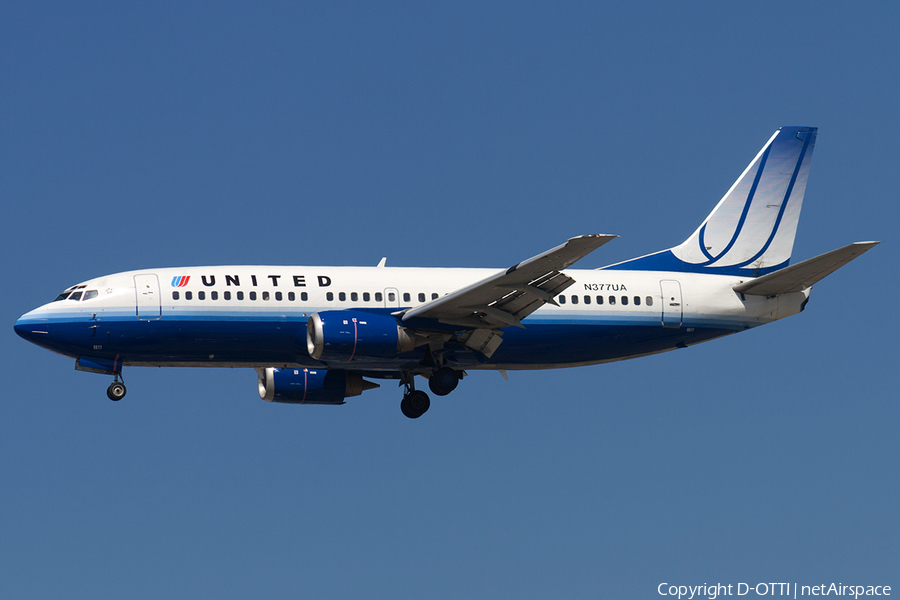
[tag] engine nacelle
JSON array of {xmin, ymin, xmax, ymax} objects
[
  {"xmin": 257, "ymin": 367, "xmax": 378, "ymax": 404},
  {"xmin": 306, "ymin": 311, "xmax": 419, "ymax": 362}
]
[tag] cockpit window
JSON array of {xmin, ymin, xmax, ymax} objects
[
  {"xmin": 83, "ymin": 290, "xmax": 98, "ymax": 301},
  {"xmin": 54, "ymin": 285, "xmax": 87, "ymax": 302}
]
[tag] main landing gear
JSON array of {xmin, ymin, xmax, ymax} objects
[
  {"xmin": 400, "ymin": 389, "xmax": 430, "ymax": 419},
  {"xmin": 399, "ymin": 368, "xmax": 461, "ymax": 419},
  {"xmin": 428, "ymin": 367, "xmax": 459, "ymax": 396},
  {"xmin": 107, "ymin": 374, "xmax": 126, "ymax": 401}
]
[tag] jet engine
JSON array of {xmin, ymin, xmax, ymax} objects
[
  {"xmin": 257, "ymin": 367, "xmax": 378, "ymax": 404},
  {"xmin": 306, "ymin": 311, "xmax": 420, "ymax": 362}
]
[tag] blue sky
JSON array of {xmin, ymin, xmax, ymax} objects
[{"xmin": 2, "ymin": 3, "xmax": 897, "ymax": 598}]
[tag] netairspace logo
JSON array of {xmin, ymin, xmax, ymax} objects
[{"xmin": 658, "ymin": 583, "xmax": 891, "ymax": 599}]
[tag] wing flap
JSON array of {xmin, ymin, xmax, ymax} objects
[{"xmin": 734, "ymin": 241, "xmax": 879, "ymax": 296}]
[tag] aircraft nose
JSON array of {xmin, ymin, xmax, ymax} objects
[{"xmin": 14, "ymin": 312, "xmax": 49, "ymax": 345}]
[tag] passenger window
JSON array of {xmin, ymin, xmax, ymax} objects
[
  {"xmin": 198, "ymin": 291, "xmax": 205, "ymax": 300},
  {"xmin": 275, "ymin": 292, "xmax": 283, "ymax": 301},
  {"xmin": 172, "ymin": 291, "xmax": 179, "ymax": 300},
  {"xmin": 597, "ymin": 295, "xmax": 604, "ymax": 305},
  {"xmin": 584, "ymin": 295, "xmax": 591, "ymax": 305},
  {"xmin": 432, "ymin": 293, "xmax": 439, "ymax": 300},
  {"xmin": 224, "ymin": 291, "xmax": 231, "ymax": 300},
  {"xmin": 186, "ymin": 291, "xmax": 193, "ymax": 300},
  {"xmin": 68, "ymin": 291, "xmax": 83, "ymax": 301},
  {"xmin": 363, "ymin": 292, "xmax": 370, "ymax": 302},
  {"xmin": 211, "ymin": 291, "xmax": 218, "ymax": 300},
  {"xmin": 634, "ymin": 296, "xmax": 641, "ymax": 306},
  {"xmin": 338, "ymin": 292, "xmax": 346, "ymax": 301},
  {"xmin": 559, "ymin": 295, "xmax": 566, "ymax": 304},
  {"xmin": 571, "ymin": 295, "xmax": 578, "ymax": 304},
  {"xmin": 249, "ymin": 291, "xmax": 257, "ymax": 301},
  {"xmin": 646, "ymin": 296, "xmax": 653, "ymax": 306},
  {"xmin": 403, "ymin": 293, "xmax": 411, "ymax": 302},
  {"xmin": 237, "ymin": 291, "xmax": 244, "ymax": 300},
  {"xmin": 301, "ymin": 292, "xmax": 308, "ymax": 301},
  {"xmin": 384, "ymin": 292, "xmax": 391, "ymax": 302},
  {"xmin": 608, "ymin": 295, "xmax": 616, "ymax": 305},
  {"xmin": 415, "ymin": 293, "xmax": 423, "ymax": 302},
  {"xmin": 287, "ymin": 292, "xmax": 294, "ymax": 301},
  {"xmin": 83, "ymin": 290, "xmax": 98, "ymax": 300},
  {"xmin": 326, "ymin": 292, "xmax": 334, "ymax": 301},
  {"xmin": 351, "ymin": 292, "xmax": 358, "ymax": 302},
  {"xmin": 262, "ymin": 291, "xmax": 270, "ymax": 301},
  {"xmin": 621, "ymin": 296, "xmax": 628, "ymax": 305}
]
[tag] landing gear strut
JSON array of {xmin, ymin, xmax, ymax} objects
[
  {"xmin": 399, "ymin": 372, "xmax": 430, "ymax": 419},
  {"xmin": 107, "ymin": 374, "xmax": 126, "ymax": 401}
]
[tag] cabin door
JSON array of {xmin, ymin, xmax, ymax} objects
[
  {"xmin": 659, "ymin": 280, "xmax": 683, "ymax": 328},
  {"xmin": 135, "ymin": 274, "xmax": 162, "ymax": 320}
]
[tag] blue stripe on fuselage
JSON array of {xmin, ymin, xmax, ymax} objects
[{"xmin": 16, "ymin": 307, "xmax": 750, "ymax": 369}]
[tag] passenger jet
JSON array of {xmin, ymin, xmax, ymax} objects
[{"xmin": 14, "ymin": 127, "xmax": 878, "ymax": 418}]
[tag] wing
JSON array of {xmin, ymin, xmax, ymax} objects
[{"xmin": 400, "ymin": 234, "xmax": 616, "ymax": 331}]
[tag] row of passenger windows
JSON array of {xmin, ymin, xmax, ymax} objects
[
  {"xmin": 173, "ymin": 290, "xmax": 308, "ymax": 301},
  {"xmin": 171, "ymin": 289, "xmax": 653, "ymax": 308},
  {"xmin": 326, "ymin": 291, "xmax": 441, "ymax": 302},
  {"xmin": 559, "ymin": 294, "xmax": 653, "ymax": 307},
  {"xmin": 171, "ymin": 290, "xmax": 445, "ymax": 303}
]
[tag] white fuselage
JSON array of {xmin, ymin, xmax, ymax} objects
[{"xmin": 15, "ymin": 265, "xmax": 809, "ymax": 371}]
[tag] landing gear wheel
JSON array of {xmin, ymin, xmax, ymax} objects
[
  {"xmin": 428, "ymin": 367, "xmax": 459, "ymax": 396},
  {"xmin": 107, "ymin": 381, "xmax": 126, "ymax": 401},
  {"xmin": 400, "ymin": 390, "xmax": 430, "ymax": 419}
]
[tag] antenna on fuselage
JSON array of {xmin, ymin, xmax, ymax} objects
[{"xmin": 376, "ymin": 257, "xmax": 387, "ymax": 268}]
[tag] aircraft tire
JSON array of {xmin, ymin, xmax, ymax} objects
[
  {"xmin": 401, "ymin": 390, "xmax": 430, "ymax": 419},
  {"xmin": 107, "ymin": 382, "xmax": 126, "ymax": 401},
  {"xmin": 428, "ymin": 367, "xmax": 459, "ymax": 396}
]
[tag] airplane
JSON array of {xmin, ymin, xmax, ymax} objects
[{"xmin": 14, "ymin": 126, "xmax": 879, "ymax": 418}]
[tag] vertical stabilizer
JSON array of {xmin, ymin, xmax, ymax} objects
[{"xmin": 604, "ymin": 126, "xmax": 817, "ymax": 276}]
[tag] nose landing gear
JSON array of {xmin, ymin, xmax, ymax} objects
[{"xmin": 107, "ymin": 374, "xmax": 126, "ymax": 401}]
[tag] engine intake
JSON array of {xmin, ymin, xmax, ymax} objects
[
  {"xmin": 257, "ymin": 367, "xmax": 378, "ymax": 404},
  {"xmin": 306, "ymin": 311, "xmax": 419, "ymax": 362}
]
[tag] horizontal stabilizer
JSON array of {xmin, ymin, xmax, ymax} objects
[{"xmin": 734, "ymin": 242, "xmax": 879, "ymax": 296}]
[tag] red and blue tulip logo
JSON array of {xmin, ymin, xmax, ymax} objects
[{"xmin": 171, "ymin": 276, "xmax": 190, "ymax": 287}]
